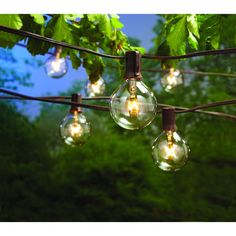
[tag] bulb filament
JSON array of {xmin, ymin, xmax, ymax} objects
[
  {"xmin": 126, "ymin": 95, "xmax": 140, "ymax": 117},
  {"xmin": 69, "ymin": 111, "xmax": 83, "ymax": 137},
  {"xmin": 51, "ymin": 59, "xmax": 61, "ymax": 72},
  {"xmin": 126, "ymin": 79, "xmax": 140, "ymax": 118},
  {"xmin": 164, "ymin": 131, "xmax": 176, "ymax": 160},
  {"xmin": 90, "ymin": 82, "xmax": 101, "ymax": 94}
]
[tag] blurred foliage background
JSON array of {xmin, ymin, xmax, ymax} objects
[{"xmin": 0, "ymin": 14, "xmax": 236, "ymax": 221}]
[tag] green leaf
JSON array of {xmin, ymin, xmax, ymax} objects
[
  {"xmin": 83, "ymin": 55, "xmax": 104, "ymax": 83},
  {"xmin": 211, "ymin": 34, "xmax": 220, "ymax": 49},
  {"xmin": 129, "ymin": 46, "xmax": 145, "ymax": 54},
  {"xmin": 188, "ymin": 32, "xmax": 198, "ymax": 50},
  {"xmin": 0, "ymin": 14, "xmax": 23, "ymax": 47},
  {"xmin": 0, "ymin": 14, "xmax": 23, "ymax": 29},
  {"xmin": 166, "ymin": 15, "xmax": 187, "ymax": 55},
  {"xmin": 109, "ymin": 14, "xmax": 119, "ymax": 19},
  {"xmin": 52, "ymin": 15, "xmax": 72, "ymax": 42},
  {"xmin": 70, "ymin": 50, "xmax": 81, "ymax": 69},
  {"xmin": 20, "ymin": 15, "xmax": 49, "ymax": 55},
  {"xmin": 98, "ymin": 15, "xmax": 112, "ymax": 39},
  {"xmin": 198, "ymin": 15, "xmax": 221, "ymax": 50},
  {"xmin": 111, "ymin": 17, "xmax": 124, "ymax": 29},
  {"xmin": 187, "ymin": 14, "xmax": 200, "ymax": 38},
  {"xmin": 30, "ymin": 14, "xmax": 45, "ymax": 25},
  {"xmin": 64, "ymin": 14, "xmax": 83, "ymax": 21},
  {"xmin": 87, "ymin": 14, "xmax": 100, "ymax": 22}
]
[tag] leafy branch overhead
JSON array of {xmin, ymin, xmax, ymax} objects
[
  {"xmin": 0, "ymin": 14, "xmax": 144, "ymax": 83},
  {"xmin": 0, "ymin": 14, "xmax": 235, "ymax": 81},
  {"xmin": 155, "ymin": 14, "xmax": 236, "ymax": 67}
]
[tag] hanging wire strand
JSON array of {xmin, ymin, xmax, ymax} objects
[
  {"xmin": 0, "ymin": 89, "xmax": 236, "ymax": 120},
  {"xmin": 0, "ymin": 95, "xmax": 111, "ymax": 101},
  {"xmin": 0, "ymin": 25, "xmax": 124, "ymax": 60},
  {"xmin": 0, "ymin": 89, "xmax": 110, "ymax": 112},
  {"xmin": 157, "ymin": 104, "xmax": 236, "ymax": 121},
  {"xmin": 16, "ymin": 41, "xmax": 236, "ymax": 78},
  {"xmin": 2, "ymin": 25, "xmax": 236, "ymax": 61},
  {"xmin": 18, "ymin": 41, "xmax": 236, "ymax": 79},
  {"xmin": 143, "ymin": 68, "xmax": 236, "ymax": 78},
  {"xmin": 175, "ymin": 99, "xmax": 236, "ymax": 114}
]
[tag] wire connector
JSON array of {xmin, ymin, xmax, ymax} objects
[
  {"xmin": 124, "ymin": 51, "xmax": 142, "ymax": 80},
  {"xmin": 70, "ymin": 93, "xmax": 82, "ymax": 114},
  {"xmin": 162, "ymin": 107, "xmax": 176, "ymax": 131}
]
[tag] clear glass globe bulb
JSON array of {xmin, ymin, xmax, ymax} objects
[
  {"xmin": 59, "ymin": 112, "xmax": 91, "ymax": 147},
  {"xmin": 160, "ymin": 69, "xmax": 184, "ymax": 92},
  {"xmin": 110, "ymin": 78, "xmax": 158, "ymax": 130},
  {"xmin": 44, "ymin": 56, "xmax": 68, "ymax": 78},
  {"xmin": 86, "ymin": 77, "xmax": 106, "ymax": 97},
  {"xmin": 152, "ymin": 130, "xmax": 189, "ymax": 171}
]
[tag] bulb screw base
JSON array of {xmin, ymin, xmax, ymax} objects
[
  {"xmin": 162, "ymin": 107, "xmax": 176, "ymax": 131},
  {"xmin": 55, "ymin": 46, "xmax": 63, "ymax": 59},
  {"xmin": 70, "ymin": 93, "xmax": 82, "ymax": 114},
  {"xmin": 125, "ymin": 51, "xmax": 142, "ymax": 80}
]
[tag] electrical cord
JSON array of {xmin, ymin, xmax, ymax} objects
[
  {"xmin": 0, "ymin": 88, "xmax": 236, "ymax": 120},
  {"xmin": 16, "ymin": 41, "xmax": 236, "ymax": 78},
  {"xmin": 2, "ymin": 25, "xmax": 236, "ymax": 61},
  {"xmin": 143, "ymin": 68, "xmax": 236, "ymax": 78},
  {"xmin": 0, "ymin": 89, "xmax": 110, "ymax": 112}
]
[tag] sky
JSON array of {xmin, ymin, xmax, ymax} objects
[{"xmin": 7, "ymin": 14, "xmax": 158, "ymax": 118}]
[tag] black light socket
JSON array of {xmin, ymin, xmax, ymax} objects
[
  {"xmin": 70, "ymin": 93, "xmax": 82, "ymax": 114},
  {"xmin": 124, "ymin": 51, "xmax": 142, "ymax": 80},
  {"xmin": 162, "ymin": 107, "xmax": 176, "ymax": 131}
]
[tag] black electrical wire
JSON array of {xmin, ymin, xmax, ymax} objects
[
  {"xmin": 1, "ymin": 89, "xmax": 236, "ymax": 120},
  {"xmin": 0, "ymin": 25, "xmax": 124, "ymax": 60},
  {"xmin": 175, "ymin": 99, "xmax": 236, "ymax": 114},
  {"xmin": 0, "ymin": 95, "xmax": 111, "ymax": 101},
  {"xmin": 0, "ymin": 89, "xmax": 110, "ymax": 112},
  {"xmin": 143, "ymin": 68, "xmax": 236, "ymax": 78},
  {"xmin": 16, "ymin": 42, "xmax": 236, "ymax": 79},
  {"xmin": 2, "ymin": 25, "xmax": 236, "ymax": 61}
]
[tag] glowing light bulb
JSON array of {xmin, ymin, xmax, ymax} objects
[
  {"xmin": 86, "ymin": 77, "xmax": 106, "ymax": 97},
  {"xmin": 44, "ymin": 47, "xmax": 68, "ymax": 78},
  {"xmin": 68, "ymin": 116, "xmax": 83, "ymax": 137},
  {"xmin": 160, "ymin": 68, "xmax": 184, "ymax": 92},
  {"xmin": 59, "ymin": 94, "xmax": 91, "ymax": 147},
  {"xmin": 110, "ymin": 78, "xmax": 157, "ymax": 130},
  {"xmin": 51, "ymin": 59, "xmax": 62, "ymax": 72},
  {"xmin": 152, "ymin": 108, "xmax": 189, "ymax": 172},
  {"xmin": 126, "ymin": 95, "xmax": 140, "ymax": 117},
  {"xmin": 110, "ymin": 51, "xmax": 158, "ymax": 130}
]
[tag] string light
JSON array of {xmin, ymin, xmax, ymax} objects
[
  {"xmin": 44, "ymin": 46, "xmax": 68, "ymax": 78},
  {"xmin": 160, "ymin": 68, "xmax": 184, "ymax": 92},
  {"xmin": 0, "ymin": 24, "xmax": 236, "ymax": 172},
  {"xmin": 152, "ymin": 107, "xmax": 189, "ymax": 172},
  {"xmin": 110, "ymin": 51, "xmax": 158, "ymax": 130},
  {"xmin": 59, "ymin": 94, "xmax": 91, "ymax": 147},
  {"xmin": 86, "ymin": 77, "xmax": 106, "ymax": 97}
]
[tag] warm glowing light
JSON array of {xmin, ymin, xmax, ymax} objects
[
  {"xmin": 110, "ymin": 78, "xmax": 157, "ymax": 130},
  {"xmin": 44, "ymin": 56, "xmax": 68, "ymax": 78},
  {"xmin": 59, "ymin": 110, "xmax": 91, "ymax": 147},
  {"xmin": 126, "ymin": 95, "xmax": 140, "ymax": 117},
  {"xmin": 160, "ymin": 68, "xmax": 184, "ymax": 92},
  {"xmin": 68, "ymin": 122, "xmax": 83, "ymax": 137},
  {"xmin": 86, "ymin": 77, "xmax": 106, "ymax": 97},
  {"xmin": 167, "ymin": 75, "xmax": 178, "ymax": 86},
  {"xmin": 51, "ymin": 59, "xmax": 61, "ymax": 72},
  {"xmin": 152, "ymin": 130, "xmax": 189, "ymax": 171}
]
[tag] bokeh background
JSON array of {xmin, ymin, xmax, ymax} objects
[{"xmin": 0, "ymin": 14, "xmax": 236, "ymax": 221}]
